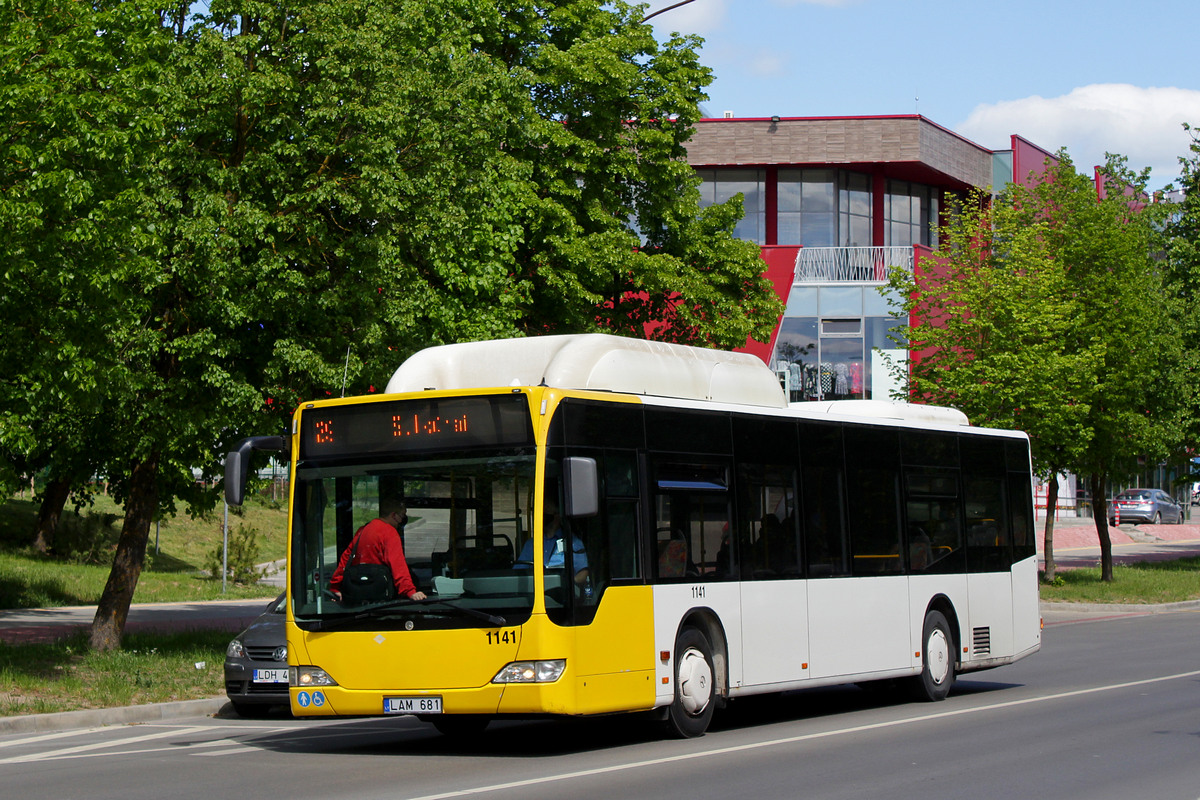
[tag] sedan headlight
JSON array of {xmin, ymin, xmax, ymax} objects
[
  {"xmin": 294, "ymin": 666, "xmax": 338, "ymax": 687},
  {"xmin": 492, "ymin": 660, "xmax": 566, "ymax": 684},
  {"xmin": 226, "ymin": 639, "xmax": 246, "ymax": 659}
]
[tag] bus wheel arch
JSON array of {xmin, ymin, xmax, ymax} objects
[
  {"xmin": 666, "ymin": 610, "xmax": 727, "ymax": 738},
  {"xmin": 911, "ymin": 600, "xmax": 957, "ymax": 702}
]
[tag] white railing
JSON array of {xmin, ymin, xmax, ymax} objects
[{"xmin": 793, "ymin": 246, "xmax": 913, "ymax": 282}]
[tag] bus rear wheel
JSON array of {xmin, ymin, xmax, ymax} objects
[
  {"xmin": 667, "ymin": 627, "xmax": 716, "ymax": 738},
  {"xmin": 910, "ymin": 610, "xmax": 955, "ymax": 702}
]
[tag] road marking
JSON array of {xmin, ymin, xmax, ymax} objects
[
  {"xmin": 0, "ymin": 725, "xmax": 214, "ymax": 765},
  {"xmin": 405, "ymin": 668, "xmax": 1200, "ymax": 800},
  {"xmin": 0, "ymin": 727, "xmax": 109, "ymax": 749}
]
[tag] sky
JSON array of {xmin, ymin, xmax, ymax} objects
[{"xmin": 644, "ymin": 0, "xmax": 1200, "ymax": 189}]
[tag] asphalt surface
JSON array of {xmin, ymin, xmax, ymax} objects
[{"xmin": 2, "ymin": 517, "xmax": 1198, "ymax": 736}]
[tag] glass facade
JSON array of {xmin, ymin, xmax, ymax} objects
[
  {"xmin": 696, "ymin": 168, "xmax": 765, "ymax": 244},
  {"xmin": 884, "ymin": 179, "xmax": 939, "ymax": 248},
  {"xmin": 697, "ymin": 167, "xmax": 939, "ymax": 249},
  {"xmin": 772, "ymin": 285, "xmax": 907, "ymax": 403}
]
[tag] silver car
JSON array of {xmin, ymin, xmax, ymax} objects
[
  {"xmin": 1108, "ymin": 489, "xmax": 1183, "ymax": 525},
  {"xmin": 223, "ymin": 594, "xmax": 290, "ymax": 717}
]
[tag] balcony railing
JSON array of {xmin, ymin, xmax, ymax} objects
[{"xmin": 793, "ymin": 246, "xmax": 914, "ymax": 283}]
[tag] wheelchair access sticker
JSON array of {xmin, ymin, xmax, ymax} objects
[{"xmin": 297, "ymin": 690, "xmax": 326, "ymax": 708}]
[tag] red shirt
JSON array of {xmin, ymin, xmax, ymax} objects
[{"xmin": 329, "ymin": 518, "xmax": 419, "ymax": 599}]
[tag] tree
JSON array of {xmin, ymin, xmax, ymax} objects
[
  {"xmin": 890, "ymin": 151, "xmax": 1187, "ymax": 582},
  {"xmin": 887, "ymin": 187, "xmax": 1095, "ymax": 580},
  {"xmin": 2, "ymin": 0, "xmax": 779, "ymax": 648},
  {"xmin": 1163, "ymin": 125, "xmax": 1200, "ymax": 470}
]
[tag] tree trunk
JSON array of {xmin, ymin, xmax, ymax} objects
[
  {"xmin": 1088, "ymin": 472, "xmax": 1114, "ymax": 582},
  {"xmin": 1042, "ymin": 473, "xmax": 1059, "ymax": 582},
  {"xmin": 90, "ymin": 453, "xmax": 160, "ymax": 652},
  {"xmin": 32, "ymin": 477, "xmax": 71, "ymax": 554}
]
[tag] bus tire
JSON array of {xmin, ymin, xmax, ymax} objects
[
  {"xmin": 910, "ymin": 610, "xmax": 955, "ymax": 702},
  {"xmin": 667, "ymin": 627, "xmax": 716, "ymax": 738},
  {"xmin": 430, "ymin": 714, "xmax": 490, "ymax": 737}
]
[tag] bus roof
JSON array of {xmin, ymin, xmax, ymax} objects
[
  {"xmin": 385, "ymin": 335, "xmax": 974, "ymax": 427},
  {"xmin": 385, "ymin": 334, "xmax": 788, "ymax": 408},
  {"xmin": 790, "ymin": 400, "xmax": 970, "ymax": 427}
]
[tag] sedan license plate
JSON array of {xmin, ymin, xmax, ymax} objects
[
  {"xmin": 384, "ymin": 696, "xmax": 442, "ymax": 714},
  {"xmin": 252, "ymin": 669, "xmax": 289, "ymax": 684}
]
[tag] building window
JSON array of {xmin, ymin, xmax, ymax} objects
[
  {"xmin": 839, "ymin": 172, "xmax": 872, "ymax": 246},
  {"xmin": 696, "ymin": 168, "xmax": 765, "ymax": 244},
  {"xmin": 884, "ymin": 180, "xmax": 939, "ymax": 248},
  {"xmin": 775, "ymin": 169, "xmax": 872, "ymax": 247},
  {"xmin": 778, "ymin": 169, "xmax": 835, "ymax": 246}
]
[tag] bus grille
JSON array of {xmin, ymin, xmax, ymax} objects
[{"xmin": 972, "ymin": 627, "xmax": 991, "ymax": 655}]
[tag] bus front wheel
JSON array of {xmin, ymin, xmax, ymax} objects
[
  {"xmin": 911, "ymin": 610, "xmax": 955, "ymax": 702},
  {"xmin": 667, "ymin": 627, "xmax": 716, "ymax": 738}
]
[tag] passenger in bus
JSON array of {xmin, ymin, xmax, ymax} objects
[
  {"xmin": 908, "ymin": 525, "xmax": 933, "ymax": 571},
  {"xmin": 329, "ymin": 497, "xmax": 427, "ymax": 601},
  {"xmin": 515, "ymin": 501, "xmax": 590, "ymax": 586}
]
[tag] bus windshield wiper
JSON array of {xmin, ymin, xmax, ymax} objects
[
  {"xmin": 413, "ymin": 598, "xmax": 507, "ymax": 627},
  {"xmin": 315, "ymin": 597, "xmax": 506, "ymax": 630}
]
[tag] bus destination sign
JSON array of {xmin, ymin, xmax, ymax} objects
[{"xmin": 299, "ymin": 394, "xmax": 533, "ymax": 459}]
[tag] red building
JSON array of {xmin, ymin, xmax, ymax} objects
[{"xmin": 685, "ymin": 115, "xmax": 1054, "ymax": 401}]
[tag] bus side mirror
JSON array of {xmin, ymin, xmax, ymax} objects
[
  {"xmin": 562, "ymin": 457, "xmax": 598, "ymax": 518},
  {"xmin": 224, "ymin": 435, "xmax": 287, "ymax": 506}
]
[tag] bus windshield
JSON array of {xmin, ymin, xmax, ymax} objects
[{"xmin": 290, "ymin": 449, "xmax": 538, "ymax": 630}]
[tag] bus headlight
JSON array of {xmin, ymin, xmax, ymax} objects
[
  {"xmin": 492, "ymin": 660, "xmax": 566, "ymax": 684},
  {"xmin": 293, "ymin": 666, "xmax": 338, "ymax": 687}
]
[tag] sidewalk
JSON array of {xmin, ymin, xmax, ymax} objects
[
  {"xmin": 1035, "ymin": 514, "xmax": 1200, "ymax": 570},
  {"xmin": 0, "ymin": 596, "xmax": 275, "ymax": 645}
]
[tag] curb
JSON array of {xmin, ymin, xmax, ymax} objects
[
  {"xmin": 1040, "ymin": 599, "xmax": 1200, "ymax": 614},
  {"xmin": 0, "ymin": 697, "xmax": 231, "ymax": 735}
]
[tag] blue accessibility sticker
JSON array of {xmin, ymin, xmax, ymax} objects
[
  {"xmin": 297, "ymin": 691, "xmax": 311, "ymax": 708},
  {"xmin": 312, "ymin": 691, "xmax": 325, "ymax": 707}
]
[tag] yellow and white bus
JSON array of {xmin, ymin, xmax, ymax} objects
[{"xmin": 225, "ymin": 334, "xmax": 1041, "ymax": 737}]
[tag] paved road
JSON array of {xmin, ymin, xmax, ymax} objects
[
  {"xmin": 2, "ymin": 523, "xmax": 1197, "ymax": 735},
  {"xmin": 1, "ymin": 606, "xmax": 1198, "ymax": 800}
]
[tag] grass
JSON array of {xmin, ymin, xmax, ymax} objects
[
  {"xmin": 0, "ymin": 492, "xmax": 286, "ymax": 608},
  {"xmin": 1039, "ymin": 556, "xmax": 1200, "ymax": 604},
  {"xmin": 0, "ymin": 630, "xmax": 229, "ymax": 717}
]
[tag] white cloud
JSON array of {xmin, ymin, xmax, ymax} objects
[
  {"xmin": 957, "ymin": 84, "xmax": 1200, "ymax": 187},
  {"xmin": 748, "ymin": 50, "xmax": 787, "ymax": 78}
]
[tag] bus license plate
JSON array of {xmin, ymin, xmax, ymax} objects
[
  {"xmin": 384, "ymin": 696, "xmax": 442, "ymax": 714},
  {"xmin": 252, "ymin": 669, "xmax": 289, "ymax": 684}
]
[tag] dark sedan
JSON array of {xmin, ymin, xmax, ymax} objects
[
  {"xmin": 224, "ymin": 593, "xmax": 290, "ymax": 717},
  {"xmin": 1108, "ymin": 488, "xmax": 1183, "ymax": 525}
]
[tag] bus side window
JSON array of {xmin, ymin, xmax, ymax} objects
[
  {"xmin": 800, "ymin": 422, "xmax": 849, "ymax": 577},
  {"xmin": 844, "ymin": 426, "xmax": 903, "ymax": 575}
]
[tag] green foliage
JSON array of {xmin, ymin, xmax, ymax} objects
[
  {"xmin": 1, "ymin": 0, "xmax": 780, "ymax": 638},
  {"xmin": 53, "ymin": 510, "xmax": 122, "ymax": 565},
  {"xmin": 888, "ymin": 150, "xmax": 1190, "ymax": 483},
  {"xmin": 207, "ymin": 523, "xmax": 266, "ymax": 585},
  {"xmin": 1163, "ymin": 124, "xmax": 1200, "ymax": 451}
]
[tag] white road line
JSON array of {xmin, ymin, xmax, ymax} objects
[
  {"xmin": 0, "ymin": 727, "xmax": 109, "ymax": 749},
  {"xmin": 405, "ymin": 668, "xmax": 1200, "ymax": 800},
  {"xmin": 0, "ymin": 725, "xmax": 213, "ymax": 765}
]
